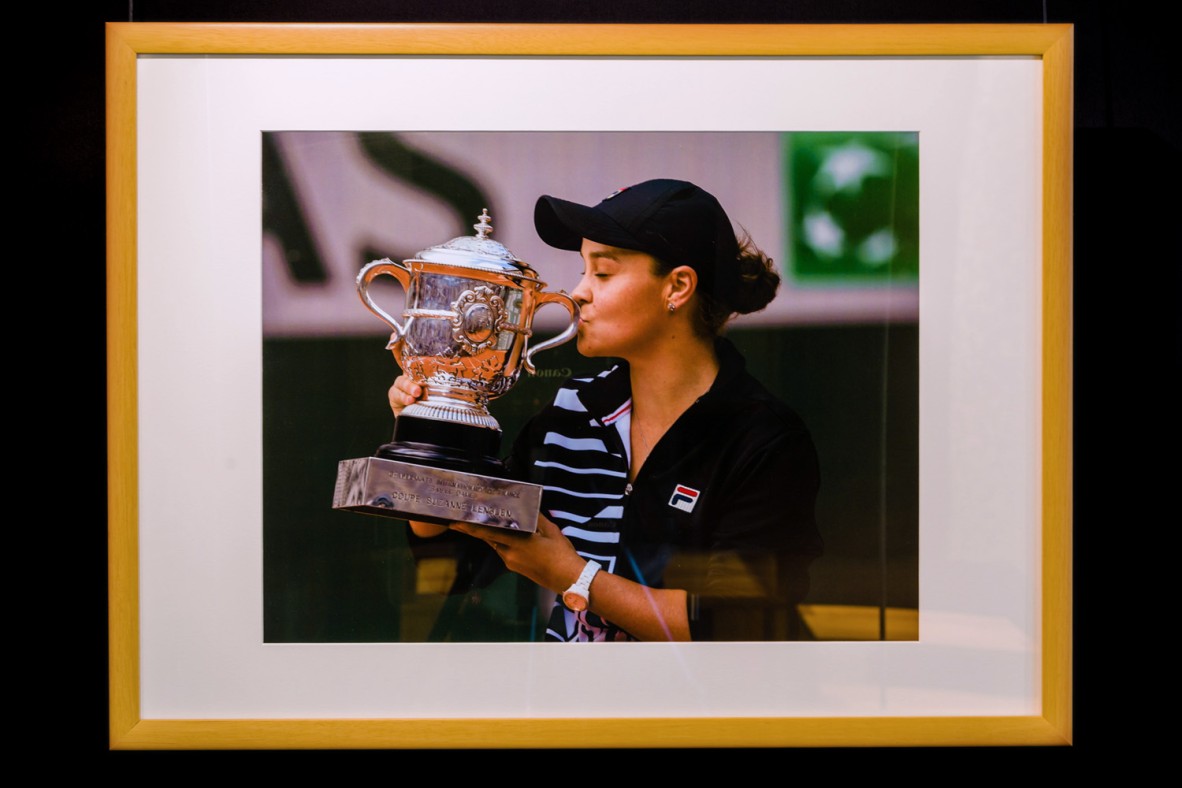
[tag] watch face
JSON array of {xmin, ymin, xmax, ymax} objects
[{"xmin": 562, "ymin": 591, "xmax": 588, "ymax": 612}]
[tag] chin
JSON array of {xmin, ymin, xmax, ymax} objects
[{"xmin": 575, "ymin": 336, "xmax": 611, "ymax": 359}]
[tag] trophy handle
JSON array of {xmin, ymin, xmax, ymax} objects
[
  {"xmin": 523, "ymin": 291, "xmax": 580, "ymax": 375},
  {"xmin": 357, "ymin": 259, "xmax": 412, "ymax": 344}
]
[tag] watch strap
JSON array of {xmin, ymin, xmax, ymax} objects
[{"xmin": 563, "ymin": 560, "xmax": 601, "ymax": 610}]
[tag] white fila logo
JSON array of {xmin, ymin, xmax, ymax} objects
[{"xmin": 668, "ymin": 484, "xmax": 700, "ymax": 513}]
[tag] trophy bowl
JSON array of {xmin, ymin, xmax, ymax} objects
[
  {"xmin": 361, "ymin": 209, "xmax": 578, "ymax": 431},
  {"xmin": 333, "ymin": 210, "xmax": 579, "ymax": 531}
]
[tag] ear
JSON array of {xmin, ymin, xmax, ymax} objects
[{"xmin": 664, "ymin": 265, "xmax": 698, "ymax": 310}]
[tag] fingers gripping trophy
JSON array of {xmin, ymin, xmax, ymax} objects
[{"xmin": 333, "ymin": 210, "xmax": 579, "ymax": 532}]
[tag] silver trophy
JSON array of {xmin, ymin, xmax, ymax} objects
[{"xmin": 333, "ymin": 210, "xmax": 579, "ymax": 531}]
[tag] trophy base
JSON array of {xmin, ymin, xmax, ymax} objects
[
  {"xmin": 333, "ymin": 456, "xmax": 541, "ymax": 532},
  {"xmin": 376, "ymin": 413, "xmax": 503, "ymax": 475}
]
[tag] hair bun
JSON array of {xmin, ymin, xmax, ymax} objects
[{"xmin": 726, "ymin": 234, "xmax": 780, "ymax": 316}]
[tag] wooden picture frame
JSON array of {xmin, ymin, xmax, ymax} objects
[{"xmin": 108, "ymin": 22, "xmax": 1072, "ymax": 748}]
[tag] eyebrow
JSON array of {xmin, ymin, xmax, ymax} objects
[{"xmin": 583, "ymin": 249, "xmax": 624, "ymax": 263}]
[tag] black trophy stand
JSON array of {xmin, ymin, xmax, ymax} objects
[{"xmin": 375, "ymin": 413, "xmax": 506, "ymax": 478}]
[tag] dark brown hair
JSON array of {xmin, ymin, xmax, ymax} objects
[{"xmin": 654, "ymin": 230, "xmax": 780, "ymax": 336}]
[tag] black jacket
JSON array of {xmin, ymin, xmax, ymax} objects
[{"xmin": 505, "ymin": 338, "xmax": 823, "ymax": 640}]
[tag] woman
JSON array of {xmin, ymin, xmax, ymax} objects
[{"xmin": 390, "ymin": 179, "xmax": 822, "ymax": 641}]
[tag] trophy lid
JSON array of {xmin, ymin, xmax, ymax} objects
[{"xmin": 413, "ymin": 210, "xmax": 537, "ymax": 277}]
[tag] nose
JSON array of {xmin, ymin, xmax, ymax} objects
[{"xmin": 570, "ymin": 272, "xmax": 591, "ymax": 306}]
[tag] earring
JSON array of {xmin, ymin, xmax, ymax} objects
[{"xmin": 667, "ymin": 301, "xmax": 676, "ymax": 313}]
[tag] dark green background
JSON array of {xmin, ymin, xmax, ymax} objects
[{"xmin": 264, "ymin": 323, "xmax": 918, "ymax": 642}]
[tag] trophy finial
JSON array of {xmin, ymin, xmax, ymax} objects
[{"xmin": 473, "ymin": 209, "xmax": 493, "ymax": 239}]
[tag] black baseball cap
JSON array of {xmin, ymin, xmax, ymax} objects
[{"xmin": 533, "ymin": 179, "xmax": 741, "ymax": 298}]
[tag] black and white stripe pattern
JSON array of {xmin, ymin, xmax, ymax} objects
[{"xmin": 520, "ymin": 367, "xmax": 637, "ymax": 641}]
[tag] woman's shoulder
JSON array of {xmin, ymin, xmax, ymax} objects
[
  {"xmin": 510, "ymin": 362, "xmax": 626, "ymax": 442},
  {"xmin": 711, "ymin": 339, "xmax": 811, "ymax": 435},
  {"xmin": 545, "ymin": 361, "xmax": 630, "ymax": 418},
  {"xmin": 708, "ymin": 363, "xmax": 811, "ymax": 440}
]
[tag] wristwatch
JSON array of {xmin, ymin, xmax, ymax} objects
[{"xmin": 561, "ymin": 560, "xmax": 602, "ymax": 612}]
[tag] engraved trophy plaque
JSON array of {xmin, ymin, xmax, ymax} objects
[{"xmin": 333, "ymin": 210, "xmax": 579, "ymax": 532}]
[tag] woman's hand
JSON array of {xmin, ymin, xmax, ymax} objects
[
  {"xmin": 388, "ymin": 374, "xmax": 423, "ymax": 418},
  {"xmin": 452, "ymin": 516, "xmax": 691, "ymax": 641},
  {"xmin": 451, "ymin": 515, "xmax": 584, "ymax": 594},
  {"xmin": 407, "ymin": 520, "xmax": 449, "ymax": 538},
  {"xmin": 387, "ymin": 332, "xmax": 422, "ymax": 417}
]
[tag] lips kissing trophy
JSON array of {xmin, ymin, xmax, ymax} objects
[{"xmin": 333, "ymin": 210, "xmax": 579, "ymax": 532}]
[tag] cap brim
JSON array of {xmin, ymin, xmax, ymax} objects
[{"xmin": 534, "ymin": 195, "xmax": 645, "ymax": 253}]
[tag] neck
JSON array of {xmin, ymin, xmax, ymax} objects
[{"xmin": 626, "ymin": 334, "xmax": 720, "ymax": 424}]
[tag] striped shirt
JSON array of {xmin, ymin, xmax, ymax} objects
[{"xmin": 523, "ymin": 367, "xmax": 635, "ymax": 641}]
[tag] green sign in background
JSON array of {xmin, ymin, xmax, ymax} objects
[{"xmin": 786, "ymin": 132, "xmax": 919, "ymax": 282}]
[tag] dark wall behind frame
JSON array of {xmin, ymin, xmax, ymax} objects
[{"xmin": 64, "ymin": 0, "xmax": 1174, "ymax": 760}]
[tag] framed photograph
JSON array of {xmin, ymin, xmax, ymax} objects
[{"xmin": 108, "ymin": 23, "xmax": 1072, "ymax": 748}]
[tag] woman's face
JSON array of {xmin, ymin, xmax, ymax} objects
[{"xmin": 570, "ymin": 239, "xmax": 670, "ymax": 359}]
